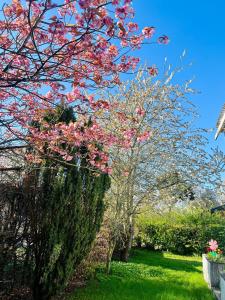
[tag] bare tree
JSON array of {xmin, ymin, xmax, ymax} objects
[{"xmin": 103, "ymin": 68, "xmax": 225, "ymax": 262}]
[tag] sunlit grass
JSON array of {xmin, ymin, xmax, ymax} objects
[{"xmin": 68, "ymin": 249, "xmax": 214, "ymax": 300}]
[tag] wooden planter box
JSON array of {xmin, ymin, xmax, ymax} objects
[{"xmin": 202, "ymin": 254, "xmax": 225, "ymax": 288}]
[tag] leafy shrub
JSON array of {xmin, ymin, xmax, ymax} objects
[{"xmin": 134, "ymin": 209, "xmax": 225, "ymax": 255}]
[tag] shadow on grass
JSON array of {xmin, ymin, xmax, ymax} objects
[
  {"xmin": 130, "ymin": 249, "xmax": 202, "ymax": 274},
  {"xmin": 70, "ymin": 275, "xmax": 212, "ymax": 300},
  {"xmin": 69, "ymin": 250, "xmax": 213, "ymax": 300}
]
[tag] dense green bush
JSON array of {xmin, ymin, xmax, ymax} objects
[
  {"xmin": 134, "ymin": 209, "xmax": 225, "ymax": 255},
  {"xmin": 31, "ymin": 107, "xmax": 110, "ymax": 300}
]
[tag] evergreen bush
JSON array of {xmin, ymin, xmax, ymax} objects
[
  {"xmin": 135, "ymin": 210, "xmax": 225, "ymax": 255},
  {"xmin": 29, "ymin": 107, "xmax": 110, "ymax": 299}
]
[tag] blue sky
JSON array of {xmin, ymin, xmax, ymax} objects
[{"xmin": 132, "ymin": 0, "xmax": 225, "ymax": 152}]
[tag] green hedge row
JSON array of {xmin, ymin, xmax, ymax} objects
[{"xmin": 134, "ymin": 211, "xmax": 225, "ymax": 255}]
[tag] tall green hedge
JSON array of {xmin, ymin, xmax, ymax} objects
[
  {"xmin": 30, "ymin": 107, "xmax": 110, "ymax": 300},
  {"xmin": 135, "ymin": 210, "xmax": 225, "ymax": 255},
  {"xmin": 32, "ymin": 161, "xmax": 110, "ymax": 300}
]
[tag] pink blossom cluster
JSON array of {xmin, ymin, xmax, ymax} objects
[{"xmin": 0, "ymin": 0, "xmax": 168, "ymax": 173}]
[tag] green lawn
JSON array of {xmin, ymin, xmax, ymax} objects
[{"xmin": 68, "ymin": 249, "xmax": 214, "ymax": 300}]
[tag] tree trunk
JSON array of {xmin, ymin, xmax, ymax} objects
[
  {"xmin": 106, "ymin": 240, "xmax": 116, "ymax": 274},
  {"xmin": 119, "ymin": 222, "xmax": 134, "ymax": 262},
  {"xmin": 119, "ymin": 242, "xmax": 130, "ymax": 262}
]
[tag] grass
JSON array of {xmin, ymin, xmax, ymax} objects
[{"xmin": 68, "ymin": 249, "xmax": 214, "ymax": 300}]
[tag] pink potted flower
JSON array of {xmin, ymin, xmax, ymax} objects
[{"xmin": 202, "ymin": 240, "xmax": 225, "ymax": 288}]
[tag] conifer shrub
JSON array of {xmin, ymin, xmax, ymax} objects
[{"xmin": 28, "ymin": 107, "xmax": 110, "ymax": 300}]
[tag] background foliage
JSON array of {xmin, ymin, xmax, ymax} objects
[{"xmin": 134, "ymin": 209, "xmax": 225, "ymax": 255}]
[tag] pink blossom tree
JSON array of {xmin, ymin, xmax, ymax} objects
[{"xmin": 0, "ymin": 0, "xmax": 168, "ymax": 172}]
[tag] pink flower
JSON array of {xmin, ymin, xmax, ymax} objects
[
  {"xmin": 124, "ymin": 0, "xmax": 132, "ymax": 4},
  {"xmin": 148, "ymin": 66, "xmax": 158, "ymax": 76},
  {"xmin": 116, "ymin": 5, "xmax": 134, "ymax": 19},
  {"xmin": 130, "ymin": 35, "xmax": 144, "ymax": 48},
  {"xmin": 116, "ymin": 6, "xmax": 127, "ymax": 19},
  {"xmin": 128, "ymin": 22, "xmax": 138, "ymax": 32},
  {"xmin": 135, "ymin": 107, "xmax": 145, "ymax": 117},
  {"xmin": 142, "ymin": 26, "xmax": 155, "ymax": 38},
  {"xmin": 137, "ymin": 131, "xmax": 151, "ymax": 142},
  {"xmin": 79, "ymin": 0, "xmax": 91, "ymax": 9},
  {"xmin": 209, "ymin": 240, "xmax": 218, "ymax": 251},
  {"xmin": 158, "ymin": 35, "xmax": 170, "ymax": 45},
  {"xmin": 108, "ymin": 45, "xmax": 118, "ymax": 57}
]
